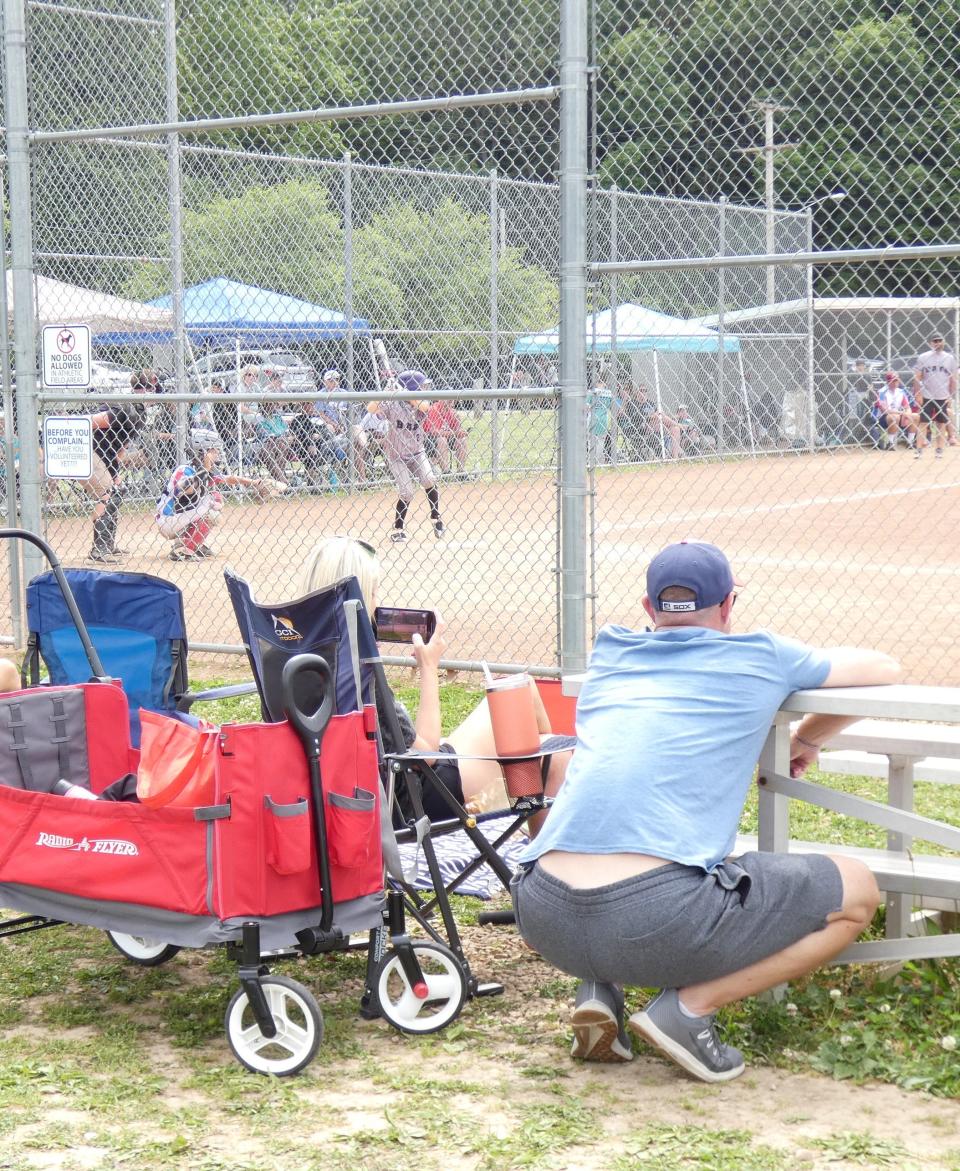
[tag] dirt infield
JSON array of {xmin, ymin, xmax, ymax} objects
[{"xmin": 13, "ymin": 444, "xmax": 960, "ymax": 683}]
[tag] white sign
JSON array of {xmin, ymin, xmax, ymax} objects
[
  {"xmin": 42, "ymin": 324, "xmax": 91, "ymax": 388},
  {"xmin": 44, "ymin": 416, "xmax": 92, "ymax": 479}
]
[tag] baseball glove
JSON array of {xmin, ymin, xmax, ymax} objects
[{"xmin": 254, "ymin": 478, "xmax": 290, "ymax": 499}]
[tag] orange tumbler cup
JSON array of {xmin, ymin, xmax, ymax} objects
[{"xmin": 486, "ymin": 673, "xmax": 542, "ymax": 800}]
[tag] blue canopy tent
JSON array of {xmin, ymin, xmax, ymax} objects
[
  {"xmin": 513, "ymin": 303, "xmax": 753, "ymax": 456},
  {"xmin": 95, "ymin": 277, "xmax": 370, "ymax": 347},
  {"xmin": 154, "ymin": 277, "xmax": 369, "ymax": 347}
]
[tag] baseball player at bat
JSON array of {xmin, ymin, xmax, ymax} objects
[{"xmin": 368, "ymin": 341, "xmax": 444, "ymax": 542}]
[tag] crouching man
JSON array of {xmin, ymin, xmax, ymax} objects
[{"xmin": 511, "ymin": 540, "xmax": 900, "ymax": 1082}]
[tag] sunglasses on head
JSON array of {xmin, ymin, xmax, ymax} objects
[{"xmin": 347, "ymin": 537, "xmax": 377, "ymax": 558}]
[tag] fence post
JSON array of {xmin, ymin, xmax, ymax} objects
[
  {"xmin": 344, "ymin": 151, "xmax": 357, "ymax": 487},
  {"xmin": 3, "ymin": 0, "xmax": 44, "ymax": 587},
  {"xmin": 805, "ymin": 206, "xmax": 816, "ymax": 451},
  {"xmin": 558, "ymin": 0, "xmax": 589, "ymax": 672},
  {"xmin": 164, "ymin": 0, "xmax": 187, "ymax": 460},
  {"xmin": 0, "ymin": 168, "xmax": 23, "ymax": 643},
  {"xmin": 489, "ymin": 168, "xmax": 501, "ymax": 478}
]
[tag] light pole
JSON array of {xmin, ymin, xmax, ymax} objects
[
  {"xmin": 797, "ymin": 191, "xmax": 846, "ymax": 451},
  {"xmin": 738, "ymin": 99, "xmax": 798, "ymax": 307}
]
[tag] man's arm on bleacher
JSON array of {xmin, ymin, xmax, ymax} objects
[{"xmin": 790, "ymin": 647, "xmax": 902, "ymax": 776}]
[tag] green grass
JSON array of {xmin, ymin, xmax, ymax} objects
[{"xmin": 1, "ymin": 677, "xmax": 956, "ymax": 1169}]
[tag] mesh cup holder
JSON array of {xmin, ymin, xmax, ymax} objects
[{"xmin": 502, "ymin": 757, "xmax": 544, "ymax": 801}]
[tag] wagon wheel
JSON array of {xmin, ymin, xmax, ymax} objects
[
  {"xmin": 106, "ymin": 931, "xmax": 180, "ymax": 967},
  {"xmin": 225, "ymin": 974, "xmax": 323, "ymax": 1076},
  {"xmin": 374, "ymin": 941, "xmax": 467, "ymax": 1035}
]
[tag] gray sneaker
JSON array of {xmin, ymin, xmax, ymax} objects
[
  {"xmin": 570, "ymin": 981, "xmax": 633, "ymax": 1063},
  {"xmin": 628, "ymin": 989, "xmax": 745, "ymax": 1083}
]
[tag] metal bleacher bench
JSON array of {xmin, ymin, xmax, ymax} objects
[
  {"xmin": 818, "ymin": 719, "xmax": 960, "ymax": 787},
  {"xmin": 561, "ymin": 677, "xmax": 960, "ymax": 965}
]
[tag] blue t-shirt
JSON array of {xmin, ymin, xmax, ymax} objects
[{"xmin": 520, "ymin": 625, "xmax": 831, "ymax": 871}]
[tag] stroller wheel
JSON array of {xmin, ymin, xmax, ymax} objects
[
  {"xmin": 107, "ymin": 931, "xmax": 180, "ymax": 967},
  {"xmin": 225, "ymin": 975, "xmax": 323, "ymax": 1076},
  {"xmin": 375, "ymin": 941, "xmax": 467, "ymax": 1035}
]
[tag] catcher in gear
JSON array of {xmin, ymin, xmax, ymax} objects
[{"xmin": 155, "ymin": 430, "xmax": 285, "ymax": 561}]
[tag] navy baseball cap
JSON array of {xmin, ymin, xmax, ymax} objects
[{"xmin": 646, "ymin": 541, "xmax": 739, "ymax": 612}]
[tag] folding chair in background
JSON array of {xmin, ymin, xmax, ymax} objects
[
  {"xmin": 23, "ymin": 566, "xmax": 253, "ymax": 746},
  {"xmin": 224, "ymin": 567, "xmax": 524, "ymax": 1007}
]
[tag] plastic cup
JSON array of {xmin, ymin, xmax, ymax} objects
[{"xmin": 486, "ymin": 673, "xmax": 542, "ymax": 800}]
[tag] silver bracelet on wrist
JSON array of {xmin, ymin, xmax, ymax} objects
[{"xmin": 794, "ymin": 733, "xmax": 821, "ymax": 752}]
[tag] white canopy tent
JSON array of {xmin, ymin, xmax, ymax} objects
[
  {"xmin": 5, "ymin": 272, "xmax": 174, "ymax": 338},
  {"xmin": 693, "ymin": 297, "xmax": 960, "ymax": 447}
]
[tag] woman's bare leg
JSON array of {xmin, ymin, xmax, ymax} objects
[{"xmin": 445, "ymin": 681, "xmax": 562, "ymax": 812}]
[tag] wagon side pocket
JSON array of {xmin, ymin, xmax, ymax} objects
[
  {"xmin": 264, "ymin": 795, "xmax": 312, "ymax": 876},
  {"xmin": 327, "ymin": 788, "xmax": 377, "ymax": 870}
]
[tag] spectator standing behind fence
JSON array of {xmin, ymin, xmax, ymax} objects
[
  {"xmin": 846, "ymin": 360, "xmax": 875, "ymax": 445},
  {"xmin": 424, "ymin": 397, "xmax": 469, "ymax": 479},
  {"xmin": 191, "ymin": 378, "xmax": 239, "ymax": 465},
  {"xmin": 875, "ymin": 373, "xmax": 918, "ymax": 451},
  {"xmin": 510, "ymin": 540, "xmax": 900, "ymax": 1080},
  {"xmin": 368, "ymin": 370, "xmax": 444, "ymax": 542},
  {"xmin": 588, "ymin": 376, "xmax": 615, "ymax": 465},
  {"xmin": 74, "ymin": 375, "xmax": 148, "ymax": 562},
  {"xmin": 237, "ymin": 365, "xmax": 262, "ymax": 445},
  {"xmin": 255, "ymin": 373, "xmax": 293, "ymax": 486},
  {"xmin": 912, "ymin": 333, "xmax": 957, "ymax": 460},
  {"xmin": 140, "ymin": 368, "xmax": 176, "ymax": 485}
]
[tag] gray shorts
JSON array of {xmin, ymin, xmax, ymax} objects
[{"xmin": 511, "ymin": 851, "xmax": 843, "ymax": 987}]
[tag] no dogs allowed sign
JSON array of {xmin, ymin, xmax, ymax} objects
[{"xmin": 41, "ymin": 324, "xmax": 91, "ymax": 388}]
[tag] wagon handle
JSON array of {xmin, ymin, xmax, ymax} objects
[
  {"xmin": 280, "ymin": 653, "xmax": 334, "ymax": 750},
  {"xmin": 281, "ymin": 653, "xmax": 336, "ymax": 933}
]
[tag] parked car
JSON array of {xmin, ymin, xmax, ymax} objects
[
  {"xmin": 175, "ymin": 349, "xmax": 317, "ymax": 394},
  {"xmin": 88, "ymin": 360, "xmax": 137, "ymax": 393}
]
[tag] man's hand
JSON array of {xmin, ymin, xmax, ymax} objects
[{"xmin": 789, "ymin": 731, "xmax": 820, "ymax": 778}]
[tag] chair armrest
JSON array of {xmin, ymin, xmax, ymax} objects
[{"xmin": 176, "ymin": 681, "xmax": 259, "ymax": 712}]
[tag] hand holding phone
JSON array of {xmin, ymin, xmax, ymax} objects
[{"xmin": 373, "ymin": 606, "xmax": 437, "ymax": 644}]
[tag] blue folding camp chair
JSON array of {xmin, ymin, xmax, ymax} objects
[{"xmin": 24, "ymin": 567, "xmax": 251, "ymax": 746}]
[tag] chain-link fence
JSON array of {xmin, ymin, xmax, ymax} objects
[{"xmin": 4, "ymin": 0, "xmax": 960, "ymax": 682}]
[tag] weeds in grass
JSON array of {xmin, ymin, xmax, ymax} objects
[
  {"xmin": 469, "ymin": 1096, "xmax": 599, "ymax": 1171},
  {"xmin": 612, "ymin": 1123, "xmax": 793, "ymax": 1171},
  {"xmin": 811, "ymin": 1131, "xmax": 911, "ymax": 1166},
  {"xmin": 720, "ymin": 956, "xmax": 960, "ymax": 1096}
]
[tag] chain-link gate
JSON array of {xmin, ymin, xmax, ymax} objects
[{"xmin": 4, "ymin": 0, "xmax": 960, "ymax": 682}]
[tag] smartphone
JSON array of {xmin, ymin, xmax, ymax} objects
[{"xmin": 373, "ymin": 606, "xmax": 437, "ymax": 644}]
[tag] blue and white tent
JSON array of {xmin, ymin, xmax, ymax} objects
[
  {"xmin": 513, "ymin": 303, "xmax": 753, "ymax": 455},
  {"xmin": 513, "ymin": 303, "xmax": 741, "ymax": 355},
  {"xmin": 147, "ymin": 278, "xmax": 371, "ymax": 348}
]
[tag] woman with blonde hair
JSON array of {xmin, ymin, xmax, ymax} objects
[{"xmin": 299, "ymin": 536, "xmax": 573, "ymax": 820}]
